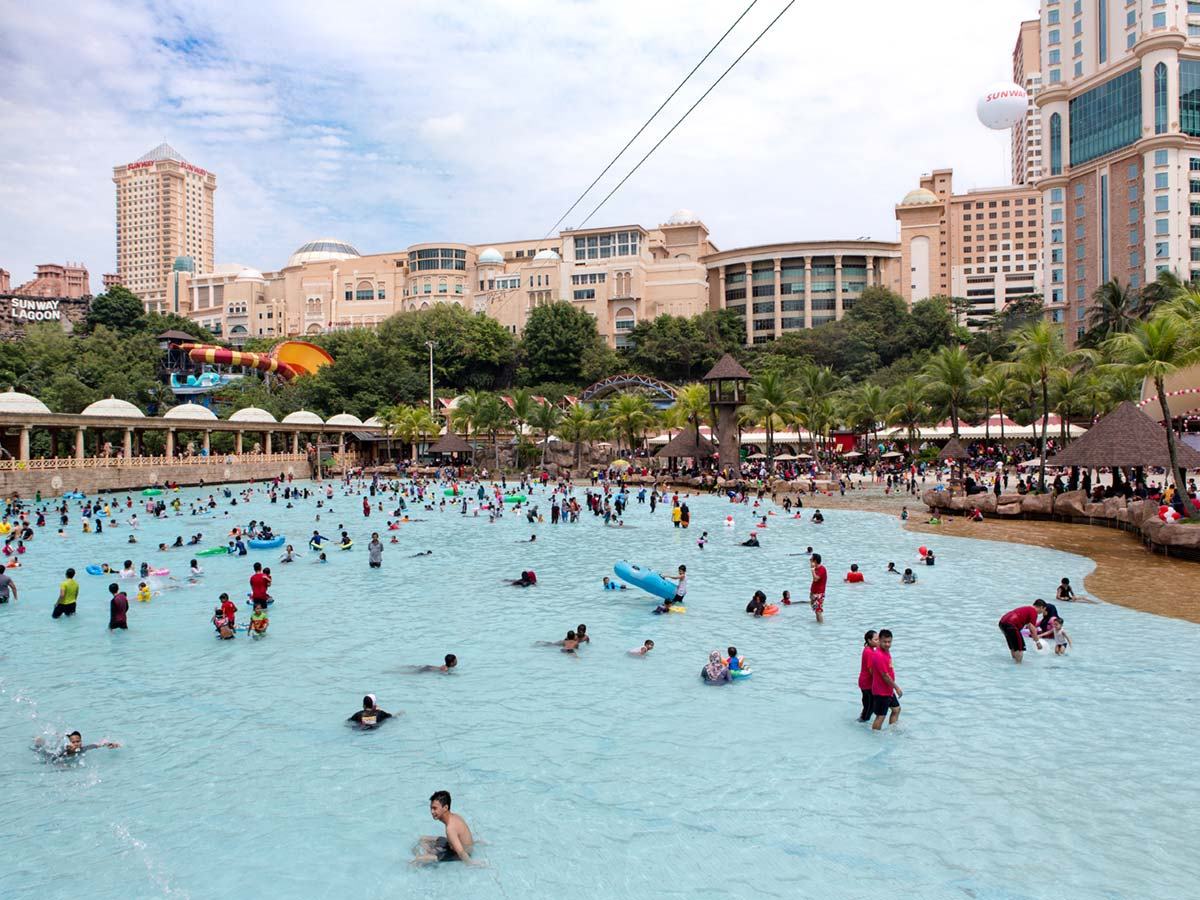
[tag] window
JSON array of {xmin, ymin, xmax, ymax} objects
[
  {"xmin": 1131, "ymin": 228, "xmax": 1140, "ymax": 244},
  {"xmin": 1052, "ymin": 208, "xmax": 1064, "ymax": 223},
  {"xmin": 407, "ymin": 248, "xmax": 467, "ymax": 271},
  {"xmin": 1155, "ymin": 63, "xmax": 1168, "ymax": 135},
  {"xmin": 1131, "ymin": 251, "xmax": 1140, "ymax": 266},
  {"xmin": 1156, "ymin": 218, "xmax": 1170, "ymax": 235},
  {"xmin": 1192, "ymin": 158, "xmax": 1200, "ymax": 171},
  {"xmin": 1157, "ymin": 241, "xmax": 1170, "ymax": 257},
  {"xmin": 1074, "ymin": 203, "xmax": 1085, "ymax": 218},
  {"xmin": 1052, "ymin": 248, "xmax": 1064, "ymax": 262},
  {"xmin": 1052, "ymin": 289, "xmax": 1064, "ymax": 304},
  {"xmin": 1157, "ymin": 195, "xmax": 1171, "ymax": 212},
  {"xmin": 1052, "ymin": 228, "xmax": 1064, "ymax": 242},
  {"xmin": 1074, "ymin": 20, "xmax": 1083, "ymax": 36},
  {"xmin": 1190, "ymin": 24, "xmax": 1200, "ymax": 37},
  {"xmin": 1076, "ymin": 244, "xmax": 1086, "ymax": 260},
  {"xmin": 1074, "ymin": 182, "xmax": 1085, "ymax": 198},
  {"xmin": 1129, "ymin": 206, "xmax": 1140, "ymax": 223},
  {"xmin": 1051, "ymin": 187, "xmax": 1065, "ymax": 203},
  {"xmin": 1156, "ymin": 172, "xmax": 1170, "ymax": 190},
  {"xmin": 1192, "ymin": 224, "xmax": 1200, "ymax": 238},
  {"xmin": 752, "ymin": 284, "xmax": 776, "ymax": 297},
  {"xmin": 1050, "ymin": 49, "xmax": 1061, "ymax": 64},
  {"xmin": 1152, "ymin": 12, "xmax": 1166, "ymax": 29},
  {"xmin": 573, "ymin": 289, "xmax": 595, "ymax": 300},
  {"xmin": 1182, "ymin": 61, "xmax": 1200, "ymax": 136},
  {"xmin": 1052, "ymin": 268, "xmax": 1064, "ymax": 283},
  {"xmin": 1049, "ymin": 28, "xmax": 1060, "ymax": 44},
  {"xmin": 1048, "ymin": 8, "xmax": 1060, "ymax": 24},
  {"xmin": 1074, "ymin": 40, "xmax": 1083, "ymax": 57},
  {"xmin": 1193, "ymin": 201, "xmax": 1200, "ymax": 216},
  {"xmin": 1098, "ymin": 0, "xmax": 1108, "ymax": 63},
  {"xmin": 1127, "ymin": 32, "xmax": 1136, "ymax": 50},
  {"xmin": 1155, "ymin": 149, "xmax": 1169, "ymax": 166},
  {"xmin": 572, "ymin": 230, "xmax": 640, "ymax": 260},
  {"xmin": 1051, "ymin": 112, "xmax": 1060, "ymax": 174},
  {"xmin": 1069, "ymin": 68, "xmax": 1141, "ymax": 166},
  {"xmin": 1127, "ymin": 9, "xmax": 1137, "ymax": 26}
]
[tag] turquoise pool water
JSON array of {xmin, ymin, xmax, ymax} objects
[{"xmin": 1, "ymin": 481, "xmax": 1197, "ymax": 899}]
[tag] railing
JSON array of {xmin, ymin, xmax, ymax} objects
[{"xmin": 0, "ymin": 452, "xmax": 313, "ymax": 472}]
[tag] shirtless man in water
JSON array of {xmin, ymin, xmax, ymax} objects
[{"xmin": 413, "ymin": 790, "xmax": 476, "ymax": 865}]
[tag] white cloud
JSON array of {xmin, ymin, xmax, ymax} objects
[{"xmin": 0, "ymin": 0, "xmax": 1040, "ymax": 285}]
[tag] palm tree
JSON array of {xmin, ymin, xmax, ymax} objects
[
  {"xmin": 557, "ymin": 405, "xmax": 596, "ymax": 470},
  {"xmin": 376, "ymin": 403, "xmax": 407, "ymax": 461},
  {"xmin": 529, "ymin": 401, "xmax": 563, "ymax": 468},
  {"xmin": 606, "ymin": 393, "xmax": 657, "ymax": 455},
  {"xmin": 450, "ymin": 388, "xmax": 490, "ymax": 465},
  {"xmin": 844, "ymin": 383, "xmax": 887, "ymax": 453},
  {"xmin": 918, "ymin": 345, "xmax": 975, "ymax": 438},
  {"xmin": 1086, "ymin": 278, "xmax": 1142, "ymax": 339},
  {"xmin": 1004, "ymin": 321, "xmax": 1090, "ymax": 490},
  {"xmin": 672, "ymin": 382, "xmax": 711, "ymax": 451},
  {"xmin": 1104, "ymin": 317, "xmax": 1200, "ymax": 501},
  {"xmin": 476, "ymin": 393, "xmax": 511, "ymax": 470},
  {"xmin": 794, "ymin": 364, "xmax": 841, "ymax": 460},
  {"xmin": 885, "ymin": 378, "xmax": 931, "ymax": 454},
  {"xmin": 1139, "ymin": 268, "xmax": 1185, "ymax": 314},
  {"xmin": 975, "ymin": 366, "xmax": 1013, "ymax": 440},
  {"xmin": 399, "ymin": 406, "xmax": 439, "ymax": 462},
  {"xmin": 738, "ymin": 370, "xmax": 799, "ymax": 462},
  {"xmin": 508, "ymin": 389, "xmax": 536, "ymax": 445}
]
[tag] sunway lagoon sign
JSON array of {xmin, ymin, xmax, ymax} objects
[{"xmin": 8, "ymin": 297, "xmax": 62, "ymax": 321}]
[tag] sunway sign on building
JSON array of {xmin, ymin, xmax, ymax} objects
[
  {"xmin": 8, "ymin": 297, "xmax": 61, "ymax": 321},
  {"xmin": 125, "ymin": 160, "xmax": 209, "ymax": 176}
]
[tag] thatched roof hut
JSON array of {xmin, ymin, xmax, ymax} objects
[
  {"xmin": 1046, "ymin": 401, "xmax": 1200, "ymax": 469},
  {"xmin": 656, "ymin": 430, "xmax": 717, "ymax": 458},
  {"xmin": 937, "ymin": 437, "xmax": 970, "ymax": 462},
  {"xmin": 427, "ymin": 432, "xmax": 474, "ymax": 455}
]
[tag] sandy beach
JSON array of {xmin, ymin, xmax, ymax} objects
[{"xmin": 777, "ymin": 481, "xmax": 1200, "ymax": 624}]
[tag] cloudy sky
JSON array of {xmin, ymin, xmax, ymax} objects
[{"xmin": 1, "ymin": 0, "xmax": 1039, "ymax": 288}]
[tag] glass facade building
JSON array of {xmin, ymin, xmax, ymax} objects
[{"xmin": 1068, "ymin": 67, "xmax": 1141, "ymax": 166}]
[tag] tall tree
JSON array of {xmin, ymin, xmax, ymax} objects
[
  {"xmin": 738, "ymin": 370, "xmax": 799, "ymax": 462},
  {"xmin": 918, "ymin": 345, "xmax": 975, "ymax": 438},
  {"xmin": 520, "ymin": 302, "xmax": 603, "ymax": 385},
  {"xmin": 1104, "ymin": 317, "xmax": 1200, "ymax": 502},
  {"xmin": 529, "ymin": 401, "xmax": 563, "ymax": 467},
  {"xmin": 86, "ymin": 286, "xmax": 146, "ymax": 333},
  {"xmin": 605, "ymin": 393, "xmax": 657, "ymax": 455}
]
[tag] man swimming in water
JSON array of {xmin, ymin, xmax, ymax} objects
[
  {"xmin": 347, "ymin": 694, "xmax": 395, "ymax": 728},
  {"xmin": 400, "ymin": 654, "xmax": 458, "ymax": 673},
  {"xmin": 33, "ymin": 731, "xmax": 120, "ymax": 761},
  {"xmin": 413, "ymin": 790, "xmax": 476, "ymax": 865}
]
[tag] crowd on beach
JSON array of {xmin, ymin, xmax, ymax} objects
[{"xmin": 0, "ymin": 464, "xmax": 1086, "ymax": 866}]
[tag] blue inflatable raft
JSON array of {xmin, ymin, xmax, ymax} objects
[
  {"xmin": 613, "ymin": 561, "xmax": 677, "ymax": 601},
  {"xmin": 247, "ymin": 536, "xmax": 285, "ymax": 550}
]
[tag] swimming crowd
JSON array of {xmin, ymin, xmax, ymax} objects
[{"xmin": 0, "ymin": 469, "xmax": 1082, "ymax": 865}]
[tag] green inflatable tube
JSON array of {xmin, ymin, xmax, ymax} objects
[
  {"xmin": 444, "ymin": 489, "xmax": 460, "ymax": 497},
  {"xmin": 196, "ymin": 546, "xmax": 228, "ymax": 557},
  {"xmin": 142, "ymin": 488, "xmax": 163, "ymax": 496},
  {"xmin": 503, "ymin": 494, "xmax": 526, "ymax": 503}
]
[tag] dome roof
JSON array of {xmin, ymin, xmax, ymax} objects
[
  {"xmin": 900, "ymin": 188, "xmax": 939, "ymax": 206},
  {"xmin": 282, "ymin": 409, "xmax": 324, "ymax": 425},
  {"xmin": 81, "ymin": 396, "xmax": 144, "ymax": 418},
  {"xmin": 0, "ymin": 389, "xmax": 51, "ymax": 414},
  {"xmin": 533, "ymin": 249, "xmax": 560, "ymax": 261},
  {"xmin": 228, "ymin": 407, "xmax": 277, "ymax": 423},
  {"xmin": 665, "ymin": 208, "xmax": 700, "ymax": 225},
  {"xmin": 477, "ymin": 247, "xmax": 504, "ymax": 265},
  {"xmin": 286, "ymin": 238, "xmax": 360, "ymax": 268},
  {"xmin": 137, "ymin": 142, "xmax": 190, "ymax": 164},
  {"xmin": 211, "ymin": 263, "xmax": 265, "ymax": 281},
  {"xmin": 163, "ymin": 402, "xmax": 218, "ymax": 421},
  {"xmin": 363, "ymin": 415, "xmax": 383, "ymax": 427},
  {"xmin": 325, "ymin": 412, "xmax": 363, "ymax": 427}
]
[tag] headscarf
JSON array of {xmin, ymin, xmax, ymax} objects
[{"xmin": 704, "ymin": 650, "xmax": 728, "ymax": 682}]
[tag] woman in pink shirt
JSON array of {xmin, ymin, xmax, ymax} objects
[{"xmin": 857, "ymin": 630, "xmax": 879, "ymax": 722}]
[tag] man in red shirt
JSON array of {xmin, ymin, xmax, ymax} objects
[
  {"xmin": 809, "ymin": 553, "xmax": 828, "ymax": 623},
  {"xmin": 998, "ymin": 600, "xmax": 1047, "ymax": 663},
  {"xmin": 249, "ymin": 562, "xmax": 272, "ymax": 610},
  {"xmin": 869, "ymin": 629, "xmax": 901, "ymax": 730}
]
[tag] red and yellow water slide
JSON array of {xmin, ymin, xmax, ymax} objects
[{"xmin": 176, "ymin": 340, "xmax": 333, "ymax": 383}]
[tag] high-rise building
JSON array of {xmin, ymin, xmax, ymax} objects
[
  {"xmin": 112, "ymin": 143, "xmax": 216, "ymax": 308},
  {"xmin": 1036, "ymin": 0, "xmax": 1200, "ymax": 345},
  {"xmin": 1013, "ymin": 18, "xmax": 1044, "ymax": 184},
  {"xmin": 895, "ymin": 168, "xmax": 1042, "ymax": 328}
]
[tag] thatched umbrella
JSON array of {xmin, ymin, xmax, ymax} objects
[
  {"xmin": 1046, "ymin": 401, "xmax": 1200, "ymax": 470},
  {"xmin": 427, "ymin": 432, "xmax": 473, "ymax": 459},
  {"xmin": 938, "ymin": 437, "xmax": 970, "ymax": 482},
  {"xmin": 655, "ymin": 430, "xmax": 716, "ymax": 460}
]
